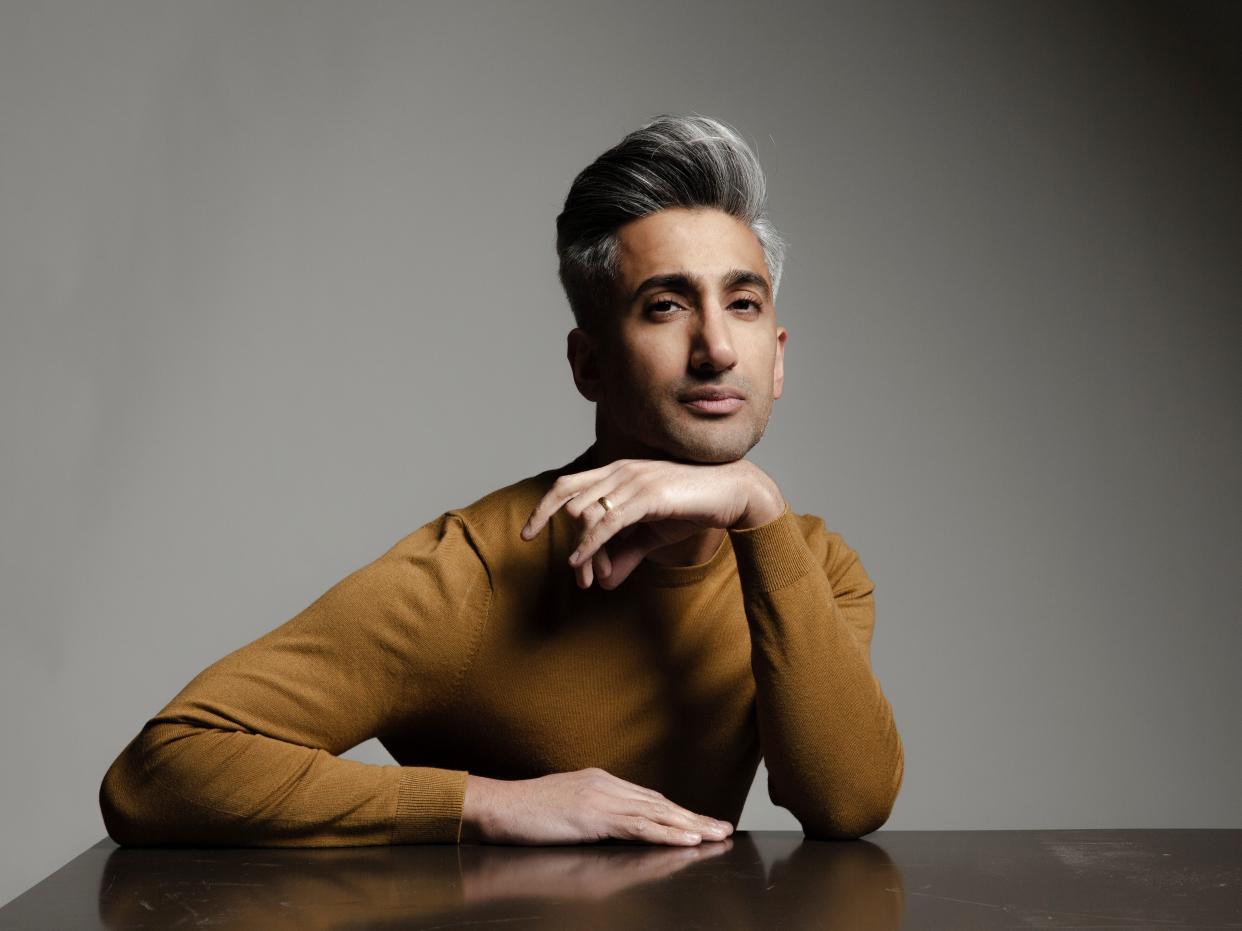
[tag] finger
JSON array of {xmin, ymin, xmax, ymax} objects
[
  {"xmin": 523, "ymin": 486, "xmax": 575, "ymax": 541},
  {"xmin": 577, "ymin": 553, "xmax": 594, "ymax": 589},
  {"xmin": 563, "ymin": 478, "xmax": 625, "ymax": 522},
  {"xmin": 569, "ymin": 493, "xmax": 643, "ymax": 569},
  {"xmin": 595, "ymin": 526, "xmax": 661, "ymax": 589},
  {"xmin": 527, "ymin": 477, "xmax": 614, "ymax": 544},
  {"xmin": 595, "ymin": 775, "xmax": 731, "ymax": 836},
  {"xmin": 594, "ymin": 546, "xmax": 612, "ymax": 582},
  {"xmin": 598, "ymin": 784, "xmax": 725, "ymax": 844},
  {"xmin": 523, "ymin": 465, "xmax": 621, "ymax": 540},
  {"xmin": 615, "ymin": 815, "xmax": 704, "ymax": 846},
  {"xmin": 567, "ymin": 493, "xmax": 622, "ymax": 576},
  {"xmin": 623, "ymin": 797, "xmax": 733, "ymax": 840}
]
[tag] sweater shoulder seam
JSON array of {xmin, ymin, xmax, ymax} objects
[{"xmin": 441, "ymin": 511, "xmax": 493, "ymax": 716}]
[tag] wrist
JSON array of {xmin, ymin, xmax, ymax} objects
[
  {"xmin": 462, "ymin": 774, "xmax": 504, "ymax": 843},
  {"xmin": 733, "ymin": 473, "xmax": 786, "ymax": 530}
]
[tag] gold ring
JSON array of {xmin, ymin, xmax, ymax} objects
[{"xmin": 598, "ymin": 495, "xmax": 614, "ymax": 512}]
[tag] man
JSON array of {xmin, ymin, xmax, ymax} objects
[{"xmin": 99, "ymin": 114, "xmax": 904, "ymax": 848}]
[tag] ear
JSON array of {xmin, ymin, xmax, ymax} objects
[
  {"xmin": 568, "ymin": 327, "xmax": 604, "ymax": 402},
  {"xmin": 772, "ymin": 325, "xmax": 787, "ymax": 400}
]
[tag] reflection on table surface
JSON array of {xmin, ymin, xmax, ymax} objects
[
  {"xmin": 95, "ymin": 832, "xmax": 902, "ymax": 930},
  {"xmin": 3, "ymin": 829, "xmax": 1238, "ymax": 929}
]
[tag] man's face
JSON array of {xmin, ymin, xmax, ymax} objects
[{"xmin": 572, "ymin": 206, "xmax": 787, "ymax": 465}]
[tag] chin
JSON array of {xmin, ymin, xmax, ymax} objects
[{"xmin": 666, "ymin": 432, "xmax": 757, "ymax": 465}]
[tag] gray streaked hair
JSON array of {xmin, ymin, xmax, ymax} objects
[{"xmin": 555, "ymin": 113, "xmax": 787, "ymax": 336}]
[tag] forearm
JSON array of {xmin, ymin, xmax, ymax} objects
[
  {"xmin": 729, "ymin": 509, "xmax": 903, "ymax": 839},
  {"xmin": 99, "ymin": 510, "xmax": 490, "ymax": 848},
  {"xmin": 748, "ymin": 603, "xmax": 904, "ymax": 838},
  {"xmin": 99, "ymin": 720, "xmax": 468, "ymax": 846}
]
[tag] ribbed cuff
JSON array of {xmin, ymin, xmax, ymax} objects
[
  {"xmin": 392, "ymin": 766, "xmax": 469, "ymax": 845},
  {"xmin": 728, "ymin": 503, "xmax": 818, "ymax": 593}
]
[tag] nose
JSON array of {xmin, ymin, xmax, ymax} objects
[{"xmin": 688, "ymin": 303, "xmax": 738, "ymax": 374}]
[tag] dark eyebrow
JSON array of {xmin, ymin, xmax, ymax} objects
[{"xmin": 629, "ymin": 268, "xmax": 772, "ymax": 304}]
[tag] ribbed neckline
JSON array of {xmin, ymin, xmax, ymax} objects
[
  {"xmin": 630, "ymin": 530, "xmax": 734, "ymax": 587},
  {"xmin": 553, "ymin": 443, "xmax": 737, "ymax": 589}
]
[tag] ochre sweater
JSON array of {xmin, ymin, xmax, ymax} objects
[{"xmin": 99, "ymin": 447, "xmax": 904, "ymax": 846}]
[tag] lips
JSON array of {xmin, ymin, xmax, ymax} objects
[
  {"xmin": 685, "ymin": 387, "xmax": 740, "ymax": 414},
  {"xmin": 685, "ymin": 397, "xmax": 743, "ymax": 413},
  {"xmin": 679, "ymin": 388, "xmax": 745, "ymax": 402}
]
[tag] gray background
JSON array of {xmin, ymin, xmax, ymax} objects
[{"xmin": 2, "ymin": 0, "xmax": 1239, "ymax": 908}]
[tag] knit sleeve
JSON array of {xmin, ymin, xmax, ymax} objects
[
  {"xmin": 727, "ymin": 505, "xmax": 904, "ymax": 839},
  {"xmin": 99, "ymin": 511, "xmax": 490, "ymax": 847}
]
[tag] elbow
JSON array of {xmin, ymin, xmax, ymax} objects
[
  {"xmin": 794, "ymin": 729, "xmax": 905, "ymax": 841},
  {"xmin": 99, "ymin": 745, "xmax": 154, "ymax": 846},
  {"xmin": 98, "ymin": 723, "xmax": 192, "ymax": 846},
  {"xmin": 802, "ymin": 812, "xmax": 891, "ymax": 841},
  {"xmin": 769, "ymin": 776, "xmax": 900, "ymax": 841},
  {"xmin": 800, "ymin": 795, "xmax": 896, "ymax": 841},
  {"xmin": 800, "ymin": 769, "xmax": 902, "ymax": 842}
]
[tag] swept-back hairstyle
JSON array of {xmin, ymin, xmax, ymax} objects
[{"xmin": 555, "ymin": 113, "xmax": 787, "ymax": 336}]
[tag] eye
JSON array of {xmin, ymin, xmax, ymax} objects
[
  {"xmin": 646, "ymin": 299, "xmax": 682, "ymax": 316},
  {"xmin": 732, "ymin": 297, "xmax": 763, "ymax": 313}
]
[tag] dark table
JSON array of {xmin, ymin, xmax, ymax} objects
[{"xmin": 1, "ymin": 830, "xmax": 1238, "ymax": 929}]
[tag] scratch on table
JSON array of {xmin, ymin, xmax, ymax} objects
[
  {"xmin": 894, "ymin": 889, "xmax": 1010, "ymax": 910},
  {"xmin": 162, "ymin": 890, "xmax": 200, "ymax": 922},
  {"xmin": 1044, "ymin": 840, "xmax": 1146, "ymax": 870}
]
